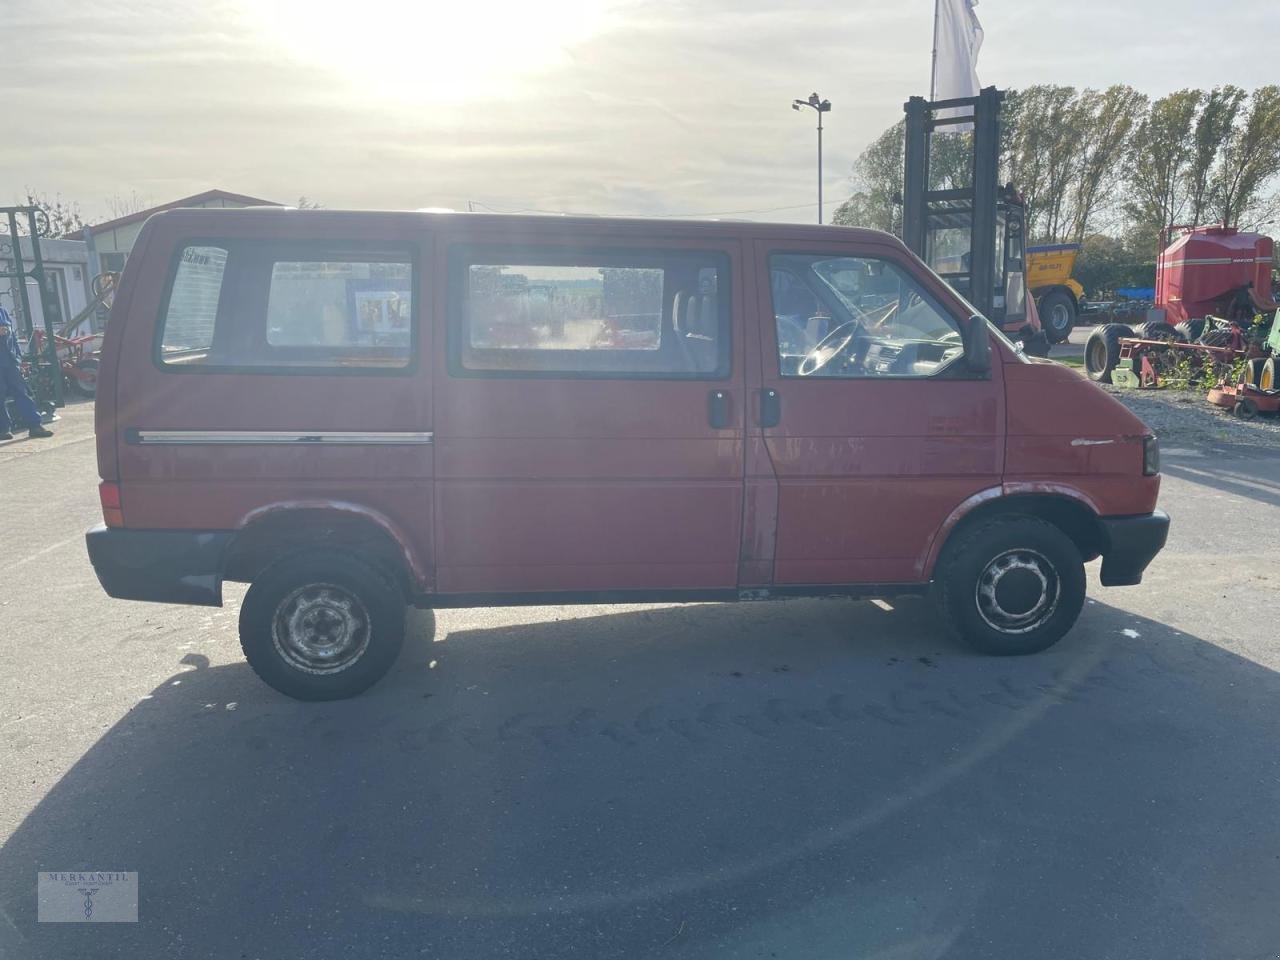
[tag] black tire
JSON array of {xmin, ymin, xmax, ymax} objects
[
  {"xmin": 239, "ymin": 549, "xmax": 406, "ymax": 701},
  {"xmin": 1141, "ymin": 320, "xmax": 1183, "ymax": 342},
  {"xmin": 1021, "ymin": 330, "xmax": 1052, "ymax": 358},
  {"xmin": 1038, "ymin": 289, "xmax": 1076, "ymax": 344},
  {"xmin": 68, "ymin": 358, "xmax": 99, "ymax": 398},
  {"xmin": 1084, "ymin": 323, "xmax": 1134, "ymax": 383},
  {"xmin": 1034, "ymin": 289, "xmax": 1075, "ymax": 345},
  {"xmin": 935, "ymin": 515, "xmax": 1086, "ymax": 656},
  {"xmin": 1175, "ymin": 319, "xmax": 1205, "ymax": 341},
  {"xmin": 1245, "ymin": 358, "xmax": 1266, "ymax": 388},
  {"xmin": 1234, "ymin": 398, "xmax": 1259, "ymax": 420}
]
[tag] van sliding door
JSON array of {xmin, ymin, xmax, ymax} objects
[{"xmin": 432, "ymin": 227, "xmax": 747, "ymax": 598}]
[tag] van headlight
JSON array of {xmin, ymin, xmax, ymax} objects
[{"xmin": 1143, "ymin": 435, "xmax": 1160, "ymax": 476}]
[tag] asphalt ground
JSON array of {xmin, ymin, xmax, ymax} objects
[{"xmin": 2, "ymin": 400, "xmax": 1278, "ymax": 959}]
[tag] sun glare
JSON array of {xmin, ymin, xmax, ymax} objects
[{"xmin": 241, "ymin": 0, "xmax": 611, "ymax": 103}]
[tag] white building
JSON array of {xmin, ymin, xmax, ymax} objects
[
  {"xmin": 0, "ymin": 234, "xmax": 92, "ymax": 335},
  {"xmin": 0, "ymin": 189, "xmax": 282, "ymax": 337},
  {"xmin": 68, "ymin": 188, "xmax": 281, "ymax": 278}
]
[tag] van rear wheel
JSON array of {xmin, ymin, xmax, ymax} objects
[
  {"xmin": 239, "ymin": 549, "xmax": 406, "ymax": 700},
  {"xmin": 935, "ymin": 516, "xmax": 1085, "ymax": 656}
]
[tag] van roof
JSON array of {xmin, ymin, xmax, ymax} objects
[{"xmin": 143, "ymin": 206, "xmax": 906, "ymax": 248}]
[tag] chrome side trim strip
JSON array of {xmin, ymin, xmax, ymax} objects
[{"xmin": 133, "ymin": 431, "xmax": 433, "ymax": 445}]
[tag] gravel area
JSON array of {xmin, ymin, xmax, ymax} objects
[{"xmin": 1099, "ymin": 383, "xmax": 1280, "ymax": 451}]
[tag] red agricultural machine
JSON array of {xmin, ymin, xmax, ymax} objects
[{"xmin": 1084, "ymin": 225, "xmax": 1280, "ymax": 395}]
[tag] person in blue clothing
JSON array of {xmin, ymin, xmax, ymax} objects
[{"xmin": 0, "ymin": 307, "xmax": 54, "ymax": 440}]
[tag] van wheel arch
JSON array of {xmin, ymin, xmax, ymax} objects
[
  {"xmin": 222, "ymin": 507, "xmax": 419, "ymax": 599},
  {"xmin": 932, "ymin": 494, "xmax": 1103, "ymax": 578}
]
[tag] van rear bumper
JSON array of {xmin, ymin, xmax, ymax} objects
[
  {"xmin": 1098, "ymin": 510, "xmax": 1170, "ymax": 587},
  {"xmin": 85, "ymin": 524, "xmax": 232, "ymax": 607}
]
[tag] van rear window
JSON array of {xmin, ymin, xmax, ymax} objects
[
  {"xmin": 452, "ymin": 247, "xmax": 729, "ymax": 378},
  {"xmin": 157, "ymin": 243, "xmax": 414, "ymax": 372},
  {"xmin": 160, "ymin": 245, "xmax": 227, "ymax": 359}
]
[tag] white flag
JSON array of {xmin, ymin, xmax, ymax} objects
[{"xmin": 932, "ymin": 0, "xmax": 983, "ymax": 101}]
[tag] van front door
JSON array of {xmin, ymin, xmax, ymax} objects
[
  {"xmin": 433, "ymin": 228, "xmax": 746, "ymax": 597},
  {"xmin": 751, "ymin": 239, "xmax": 1005, "ymax": 586}
]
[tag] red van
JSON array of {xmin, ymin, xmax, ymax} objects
[{"xmin": 86, "ymin": 209, "xmax": 1168, "ymax": 700}]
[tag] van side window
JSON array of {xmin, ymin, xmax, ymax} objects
[
  {"xmin": 159, "ymin": 245, "xmax": 227, "ymax": 360},
  {"xmin": 266, "ymin": 261, "xmax": 412, "ymax": 360},
  {"xmin": 769, "ymin": 253, "xmax": 963, "ymax": 379},
  {"xmin": 157, "ymin": 243, "xmax": 415, "ymax": 372},
  {"xmin": 452, "ymin": 248, "xmax": 729, "ymax": 377}
]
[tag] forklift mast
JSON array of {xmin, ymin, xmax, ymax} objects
[{"xmin": 902, "ymin": 87, "xmax": 1031, "ymax": 339}]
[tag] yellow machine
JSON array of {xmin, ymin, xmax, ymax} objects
[{"xmin": 1026, "ymin": 243, "xmax": 1086, "ymax": 344}]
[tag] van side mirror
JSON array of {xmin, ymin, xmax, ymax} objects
[{"xmin": 962, "ymin": 314, "xmax": 991, "ymax": 377}]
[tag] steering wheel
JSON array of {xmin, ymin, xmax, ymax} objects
[{"xmin": 798, "ymin": 319, "xmax": 861, "ymax": 376}]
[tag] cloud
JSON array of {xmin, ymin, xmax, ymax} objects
[{"xmin": 2, "ymin": 0, "xmax": 1276, "ymax": 223}]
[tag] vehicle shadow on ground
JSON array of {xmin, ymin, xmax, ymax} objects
[
  {"xmin": 1163, "ymin": 455, "xmax": 1280, "ymax": 510},
  {"xmin": 3, "ymin": 597, "xmax": 1279, "ymax": 960}
]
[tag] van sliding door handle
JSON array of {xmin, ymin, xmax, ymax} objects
[
  {"xmin": 707, "ymin": 390, "xmax": 731, "ymax": 429},
  {"xmin": 759, "ymin": 389, "xmax": 781, "ymax": 428}
]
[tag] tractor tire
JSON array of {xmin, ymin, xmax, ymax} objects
[
  {"xmin": 1039, "ymin": 289, "xmax": 1076, "ymax": 344},
  {"xmin": 1176, "ymin": 319, "xmax": 1206, "ymax": 341},
  {"xmin": 68, "ymin": 358, "xmax": 99, "ymax": 398},
  {"xmin": 1245, "ymin": 358, "xmax": 1266, "ymax": 388},
  {"xmin": 1262, "ymin": 357, "xmax": 1279, "ymax": 393},
  {"xmin": 1084, "ymin": 323, "xmax": 1134, "ymax": 383},
  {"xmin": 1141, "ymin": 320, "xmax": 1183, "ymax": 342}
]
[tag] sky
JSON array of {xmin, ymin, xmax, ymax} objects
[{"xmin": 3, "ymin": 0, "xmax": 1278, "ymax": 226}]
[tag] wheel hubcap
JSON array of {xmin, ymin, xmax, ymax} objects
[
  {"xmin": 975, "ymin": 549, "xmax": 1059, "ymax": 634},
  {"xmin": 1049, "ymin": 304, "xmax": 1069, "ymax": 331},
  {"xmin": 272, "ymin": 583, "xmax": 371, "ymax": 675}
]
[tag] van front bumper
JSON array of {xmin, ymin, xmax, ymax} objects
[
  {"xmin": 85, "ymin": 524, "xmax": 232, "ymax": 606},
  {"xmin": 1098, "ymin": 509, "xmax": 1170, "ymax": 587}
]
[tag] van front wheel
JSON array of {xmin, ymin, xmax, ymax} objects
[
  {"xmin": 239, "ymin": 550, "xmax": 406, "ymax": 700},
  {"xmin": 935, "ymin": 516, "xmax": 1085, "ymax": 656}
]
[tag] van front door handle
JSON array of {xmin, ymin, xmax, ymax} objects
[
  {"xmin": 759, "ymin": 389, "xmax": 781, "ymax": 428},
  {"xmin": 707, "ymin": 389, "xmax": 731, "ymax": 429}
]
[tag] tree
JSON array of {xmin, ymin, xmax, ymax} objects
[
  {"xmin": 1003, "ymin": 85, "xmax": 1080, "ymax": 241},
  {"xmin": 831, "ymin": 120, "xmax": 904, "ymax": 233},
  {"xmin": 1066, "ymin": 85, "xmax": 1148, "ymax": 242},
  {"xmin": 1207, "ymin": 85, "xmax": 1280, "ymax": 228},
  {"xmin": 831, "ymin": 192, "xmax": 895, "ymax": 233},
  {"xmin": 1186, "ymin": 85, "xmax": 1245, "ymax": 226},
  {"xmin": 1124, "ymin": 89, "xmax": 1202, "ymax": 249},
  {"xmin": 1075, "ymin": 232, "xmax": 1155, "ymax": 297},
  {"xmin": 9, "ymin": 190, "xmax": 86, "ymax": 238},
  {"xmin": 104, "ymin": 190, "xmax": 153, "ymax": 220}
]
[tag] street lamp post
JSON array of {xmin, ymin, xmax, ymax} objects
[{"xmin": 793, "ymin": 92, "xmax": 832, "ymax": 224}]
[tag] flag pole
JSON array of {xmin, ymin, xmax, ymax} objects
[{"xmin": 930, "ymin": 0, "xmax": 940, "ymax": 101}]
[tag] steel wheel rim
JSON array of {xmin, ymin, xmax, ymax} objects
[
  {"xmin": 1048, "ymin": 302, "xmax": 1070, "ymax": 333},
  {"xmin": 271, "ymin": 582, "xmax": 371, "ymax": 675},
  {"xmin": 974, "ymin": 548, "xmax": 1060, "ymax": 635}
]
